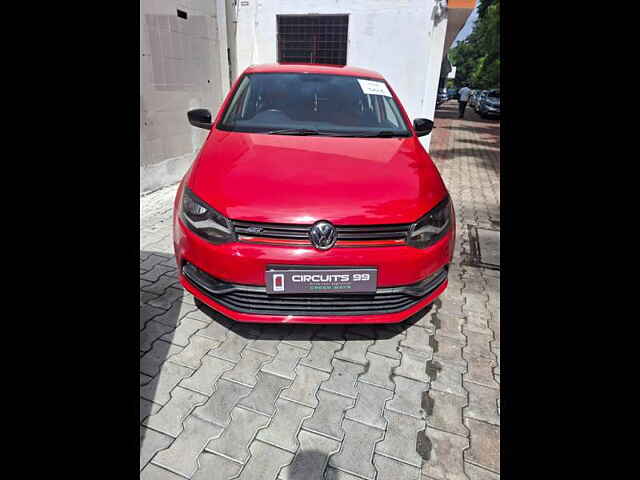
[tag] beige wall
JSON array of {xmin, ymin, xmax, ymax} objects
[{"xmin": 140, "ymin": 0, "xmax": 230, "ymax": 193}]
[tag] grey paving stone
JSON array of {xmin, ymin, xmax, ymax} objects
[
  {"xmin": 463, "ymin": 292, "xmax": 489, "ymax": 314},
  {"xmin": 464, "ymin": 312, "xmax": 491, "ymax": 336},
  {"xmin": 247, "ymin": 338, "xmax": 282, "ymax": 356},
  {"xmin": 141, "ymin": 290, "xmax": 161, "ymax": 307},
  {"xmin": 141, "ymin": 265, "xmax": 174, "ymax": 283},
  {"xmin": 421, "ymin": 427, "xmax": 469, "ymax": 480},
  {"xmin": 376, "ymin": 410, "xmax": 423, "ymax": 467},
  {"xmin": 426, "ymin": 389, "xmax": 468, "ymax": 437},
  {"xmin": 465, "ymin": 356, "xmax": 499, "ymax": 389},
  {"xmin": 141, "ymin": 320, "xmax": 176, "ymax": 353},
  {"xmin": 433, "ymin": 311, "xmax": 466, "ymax": 343},
  {"xmin": 335, "ymin": 334, "xmax": 374, "ymax": 365},
  {"xmin": 140, "ymin": 254, "xmax": 169, "ymax": 271},
  {"xmin": 140, "ymin": 463, "xmax": 185, "ymax": 480},
  {"xmin": 143, "ymin": 274, "xmax": 182, "ymax": 296},
  {"xmin": 144, "ymin": 386, "xmax": 208, "ymax": 437},
  {"xmin": 395, "ymin": 347, "xmax": 431, "ymax": 383},
  {"xmin": 408, "ymin": 310, "xmax": 437, "ymax": 331},
  {"xmin": 360, "ymin": 352, "xmax": 399, "ymax": 391},
  {"xmin": 374, "ymin": 454, "xmax": 421, "ymax": 480},
  {"xmin": 387, "ymin": 376, "xmax": 427, "ymax": 419},
  {"xmin": 153, "ymin": 415, "xmax": 224, "ymax": 478},
  {"xmin": 141, "ymin": 361, "xmax": 194, "ymax": 405},
  {"xmin": 278, "ymin": 429, "xmax": 341, "ymax": 480},
  {"xmin": 401, "ymin": 326, "xmax": 433, "ymax": 355},
  {"xmin": 300, "ymin": 340, "xmax": 342, "ymax": 373},
  {"xmin": 433, "ymin": 334, "xmax": 467, "ymax": 371},
  {"xmin": 179, "ymin": 355, "xmax": 235, "ymax": 396},
  {"xmin": 464, "ymin": 462, "xmax": 501, "ymax": 480},
  {"xmin": 141, "ymin": 373, "xmax": 152, "ymax": 386},
  {"xmin": 205, "ymin": 406, "xmax": 270, "ymax": 463},
  {"xmin": 153, "ymin": 301, "xmax": 200, "ymax": 328},
  {"xmin": 464, "ymin": 418, "xmax": 499, "ymax": 473},
  {"xmin": 368, "ymin": 332, "xmax": 403, "ymax": 359},
  {"xmin": 193, "ymin": 378, "xmax": 252, "ymax": 427},
  {"xmin": 140, "ymin": 426, "xmax": 173, "ymax": 471},
  {"xmin": 192, "ymin": 452, "xmax": 243, "ymax": 480},
  {"xmin": 464, "ymin": 381, "xmax": 500, "ymax": 426},
  {"xmin": 430, "ymin": 361, "xmax": 466, "ymax": 398},
  {"xmin": 209, "ymin": 328, "xmax": 252, "ymax": 363},
  {"xmin": 141, "ymin": 304, "xmax": 167, "ymax": 330},
  {"xmin": 196, "ymin": 320, "xmax": 231, "ymax": 343},
  {"xmin": 222, "ymin": 348, "xmax": 272, "ymax": 387},
  {"xmin": 140, "ymin": 398, "xmax": 162, "ymax": 424},
  {"xmin": 161, "ymin": 318, "xmax": 208, "ymax": 347},
  {"xmin": 345, "ymin": 381, "xmax": 393, "ymax": 429},
  {"xmin": 235, "ymin": 440, "xmax": 294, "ymax": 480},
  {"xmin": 281, "ymin": 325, "xmax": 319, "ymax": 350},
  {"xmin": 464, "ymin": 330, "xmax": 495, "ymax": 361},
  {"xmin": 302, "ymin": 389, "xmax": 353, "ymax": 441},
  {"xmin": 261, "ymin": 343, "xmax": 308, "ymax": 380},
  {"xmin": 140, "ymin": 340, "xmax": 184, "ymax": 377},
  {"xmin": 239, "ymin": 372, "xmax": 291, "ymax": 416},
  {"xmin": 147, "ymin": 287, "xmax": 186, "ymax": 310},
  {"xmin": 281, "ymin": 364, "xmax": 330, "ymax": 408},
  {"xmin": 321, "ymin": 359, "xmax": 365, "ymax": 399},
  {"xmin": 257, "ymin": 398, "xmax": 314, "ymax": 452},
  {"xmin": 167, "ymin": 336, "xmax": 220, "ymax": 370},
  {"xmin": 324, "ymin": 467, "xmax": 362, "ymax": 480},
  {"xmin": 329, "ymin": 418, "xmax": 384, "ymax": 479}
]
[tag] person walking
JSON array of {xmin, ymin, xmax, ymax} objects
[{"xmin": 458, "ymin": 84, "xmax": 472, "ymax": 119}]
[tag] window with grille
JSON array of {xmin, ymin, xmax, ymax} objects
[{"xmin": 277, "ymin": 15, "xmax": 348, "ymax": 66}]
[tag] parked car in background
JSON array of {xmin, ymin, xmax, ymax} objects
[
  {"xmin": 175, "ymin": 63, "xmax": 455, "ymax": 325},
  {"xmin": 468, "ymin": 90, "xmax": 480, "ymax": 108},
  {"xmin": 436, "ymin": 89, "xmax": 448, "ymax": 107},
  {"xmin": 477, "ymin": 89, "xmax": 500, "ymax": 118},
  {"xmin": 474, "ymin": 91, "xmax": 488, "ymax": 113},
  {"xmin": 447, "ymin": 88, "xmax": 458, "ymax": 100}
]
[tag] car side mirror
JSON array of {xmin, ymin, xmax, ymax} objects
[
  {"xmin": 413, "ymin": 118, "xmax": 434, "ymax": 137},
  {"xmin": 188, "ymin": 109, "xmax": 213, "ymax": 130}
]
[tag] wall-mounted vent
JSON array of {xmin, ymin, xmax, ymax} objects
[{"xmin": 277, "ymin": 15, "xmax": 348, "ymax": 66}]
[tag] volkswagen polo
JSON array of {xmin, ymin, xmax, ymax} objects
[{"xmin": 173, "ymin": 63, "xmax": 455, "ymax": 324}]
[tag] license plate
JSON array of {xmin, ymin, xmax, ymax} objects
[{"xmin": 265, "ymin": 268, "xmax": 377, "ymax": 294}]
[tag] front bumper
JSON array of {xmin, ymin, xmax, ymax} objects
[{"xmin": 174, "ymin": 216, "xmax": 454, "ymax": 324}]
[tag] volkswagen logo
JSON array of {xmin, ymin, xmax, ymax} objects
[{"xmin": 309, "ymin": 221, "xmax": 337, "ymax": 250}]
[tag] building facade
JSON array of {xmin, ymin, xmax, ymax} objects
[{"xmin": 141, "ymin": 0, "xmax": 475, "ymax": 193}]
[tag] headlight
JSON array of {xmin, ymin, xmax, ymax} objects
[
  {"xmin": 180, "ymin": 187, "xmax": 234, "ymax": 244},
  {"xmin": 407, "ymin": 197, "xmax": 452, "ymax": 248}
]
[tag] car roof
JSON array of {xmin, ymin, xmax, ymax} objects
[{"xmin": 244, "ymin": 63, "xmax": 385, "ymax": 80}]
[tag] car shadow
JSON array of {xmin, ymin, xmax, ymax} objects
[{"xmin": 140, "ymin": 250, "xmax": 185, "ymax": 457}]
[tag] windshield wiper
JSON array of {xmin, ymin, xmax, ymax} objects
[
  {"xmin": 267, "ymin": 128, "xmax": 320, "ymax": 135},
  {"xmin": 336, "ymin": 131, "xmax": 411, "ymax": 138}
]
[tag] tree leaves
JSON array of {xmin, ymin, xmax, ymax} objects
[{"xmin": 449, "ymin": 0, "xmax": 500, "ymax": 89}]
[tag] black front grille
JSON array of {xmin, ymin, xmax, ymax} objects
[
  {"xmin": 183, "ymin": 263, "xmax": 447, "ymax": 316},
  {"xmin": 232, "ymin": 220, "xmax": 412, "ymax": 242}
]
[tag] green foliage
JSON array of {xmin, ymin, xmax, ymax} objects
[{"xmin": 449, "ymin": 0, "xmax": 500, "ymax": 90}]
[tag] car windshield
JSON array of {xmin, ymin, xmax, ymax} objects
[{"xmin": 218, "ymin": 73, "xmax": 411, "ymax": 137}]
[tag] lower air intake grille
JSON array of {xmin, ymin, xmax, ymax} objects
[{"xmin": 183, "ymin": 263, "xmax": 447, "ymax": 316}]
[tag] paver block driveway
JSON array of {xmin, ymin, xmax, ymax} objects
[{"xmin": 140, "ymin": 100, "xmax": 500, "ymax": 479}]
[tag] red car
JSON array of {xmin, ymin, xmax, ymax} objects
[{"xmin": 173, "ymin": 63, "xmax": 455, "ymax": 324}]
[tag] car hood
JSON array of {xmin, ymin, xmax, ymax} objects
[{"xmin": 188, "ymin": 130, "xmax": 448, "ymax": 225}]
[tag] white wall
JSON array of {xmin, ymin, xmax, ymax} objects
[
  {"xmin": 140, "ymin": 0, "xmax": 230, "ymax": 193},
  {"xmin": 233, "ymin": 0, "xmax": 448, "ymax": 149}
]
